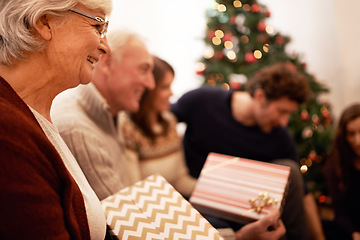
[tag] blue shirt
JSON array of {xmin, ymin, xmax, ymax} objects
[{"xmin": 171, "ymin": 87, "xmax": 298, "ymax": 178}]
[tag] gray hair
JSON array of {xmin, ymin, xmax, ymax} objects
[
  {"xmin": 106, "ymin": 28, "xmax": 148, "ymax": 64},
  {"xmin": 0, "ymin": 0, "xmax": 112, "ymax": 66}
]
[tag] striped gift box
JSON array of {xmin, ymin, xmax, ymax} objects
[
  {"xmin": 101, "ymin": 174, "xmax": 224, "ymax": 240},
  {"xmin": 189, "ymin": 152, "xmax": 290, "ymax": 224}
]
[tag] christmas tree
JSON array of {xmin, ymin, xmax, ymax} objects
[{"xmin": 197, "ymin": 0, "xmax": 335, "ymax": 206}]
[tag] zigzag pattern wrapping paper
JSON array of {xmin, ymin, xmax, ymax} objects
[
  {"xmin": 190, "ymin": 152, "xmax": 290, "ymax": 224},
  {"xmin": 101, "ymin": 174, "xmax": 224, "ymax": 240}
]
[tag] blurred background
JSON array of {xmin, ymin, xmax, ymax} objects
[
  {"xmin": 108, "ymin": 0, "xmax": 359, "ymax": 119},
  {"xmin": 107, "ymin": 0, "xmax": 360, "ymax": 226}
]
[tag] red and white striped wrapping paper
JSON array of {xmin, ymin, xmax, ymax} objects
[{"xmin": 189, "ymin": 152, "xmax": 290, "ymax": 224}]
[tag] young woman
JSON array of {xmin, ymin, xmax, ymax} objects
[
  {"xmin": 326, "ymin": 103, "xmax": 360, "ymax": 240},
  {"xmin": 120, "ymin": 56, "xmax": 197, "ymax": 198}
]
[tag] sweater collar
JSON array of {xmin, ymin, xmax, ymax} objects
[{"xmin": 76, "ymin": 83, "xmax": 116, "ymax": 133}]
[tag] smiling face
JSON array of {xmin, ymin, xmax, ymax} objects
[
  {"xmin": 105, "ymin": 38, "xmax": 155, "ymax": 114},
  {"xmin": 253, "ymin": 90, "xmax": 298, "ymax": 133},
  {"xmin": 150, "ymin": 71, "xmax": 174, "ymax": 113},
  {"xmin": 346, "ymin": 117, "xmax": 360, "ymax": 157},
  {"xmin": 46, "ymin": 5, "xmax": 110, "ymax": 90}
]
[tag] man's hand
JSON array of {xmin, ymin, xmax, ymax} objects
[
  {"xmin": 353, "ymin": 232, "xmax": 360, "ymax": 240},
  {"xmin": 234, "ymin": 211, "xmax": 286, "ymax": 240}
]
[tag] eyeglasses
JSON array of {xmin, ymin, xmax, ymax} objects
[{"xmin": 69, "ymin": 8, "xmax": 109, "ymax": 38}]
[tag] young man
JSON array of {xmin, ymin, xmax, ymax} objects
[{"xmin": 171, "ymin": 62, "xmax": 316, "ymax": 240}]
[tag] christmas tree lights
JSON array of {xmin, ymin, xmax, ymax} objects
[{"xmin": 198, "ymin": 0, "xmax": 335, "ymax": 205}]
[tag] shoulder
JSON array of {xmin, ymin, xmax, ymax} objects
[
  {"xmin": 162, "ymin": 111, "xmax": 177, "ymax": 125},
  {"xmin": 0, "ymin": 98, "xmax": 43, "ymax": 149},
  {"xmin": 180, "ymin": 86, "xmax": 226, "ymax": 100},
  {"xmin": 0, "ymin": 97, "xmax": 60, "ymax": 178},
  {"xmin": 119, "ymin": 113, "xmax": 138, "ymax": 134},
  {"xmin": 52, "ymin": 90, "xmax": 95, "ymax": 136},
  {"xmin": 120, "ymin": 113, "xmax": 145, "ymax": 148},
  {"xmin": 174, "ymin": 87, "xmax": 230, "ymax": 111}
]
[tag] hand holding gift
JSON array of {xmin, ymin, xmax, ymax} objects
[
  {"xmin": 190, "ymin": 153, "xmax": 291, "ymax": 224},
  {"xmin": 234, "ymin": 210, "xmax": 285, "ymax": 240}
]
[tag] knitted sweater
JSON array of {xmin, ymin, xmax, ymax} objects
[
  {"xmin": 120, "ymin": 112, "xmax": 197, "ymax": 198},
  {"xmin": 51, "ymin": 83, "xmax": 135, "ymax": 200},
  {"xmin": 0, "ymin": 77, "xmax": 90, "ymax": 240}
]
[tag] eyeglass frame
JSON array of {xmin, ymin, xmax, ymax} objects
[{"xmin": 69, "ymin": 8, "xmax": 109, "ymax": 38}]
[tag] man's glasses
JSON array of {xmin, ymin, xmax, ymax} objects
[{"xmin": 69, "ymin": 8, "xmax": 108, "ymax": 38}]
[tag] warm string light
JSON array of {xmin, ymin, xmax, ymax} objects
[
  {"xmin": 266, "ymin": 25, "xmax": 274, "ymax": 34},
  {"xmin": 263, "ymin": 44, "xmax": 269, "ymax": 53},
  {"xmin": 254, "ymin": 50, "xmax": 262, "ymax": 59},
  {"xmin": 211, "ymin": 30, "xmax": 225, "ymax": 46},
  {"xmin": 243, "ymin": 4, "xmax": 251, "ymax": 11},
  {"xmin": 300, "ymin": 165, "xmax": 308, "ymax": 173},
  {"xmin": 204, "ymin": 47, "xmax": 214, "ymax": 59},
  {"xmin": 300, "ymin": 151, "xmax": 318, "ymax": 173},
  {"xmin": 212, "ymin": 37, "xmax": 221, "ymax": 45},
  {"xmin": 221, "ymin": 83, "xmax": 230, "ymax": 90},
  {"xmin": 196, "ymin": 62, "xmax": 206, "ymax": 72},
  {"xmin": 233, "ymin": 0, "xmax": 242, "ymax": 8},
  {"xmin": 224, "ymin": 41, "xmax": 233, "ymax": 49},
  {"xmin": 218, "ymin": 4, "xmax": 226, "ymax": 12},
  {"xmin": 227, "ymin": 50, "xmax": 237, "ymax": 61},
  {"xmin": 215, "ymin": 30, "xmax": 224, "ymax": 38}
]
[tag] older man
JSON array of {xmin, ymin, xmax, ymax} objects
[{"xmin": 51, "ymin": 30, "xmax": 155, "ymax": 201}]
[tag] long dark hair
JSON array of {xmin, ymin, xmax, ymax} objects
[
  {"xmin": 129, "ymin": 56, "xmax": 174, "ymax": 142},
  {"xmin": 327, "ymin": 103, "xmax": 360, "ymax": 192}
]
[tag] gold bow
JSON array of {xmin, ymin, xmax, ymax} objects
[{"xmin": 249, "ymin": 192, "xmax": 279, "ymax": 214}]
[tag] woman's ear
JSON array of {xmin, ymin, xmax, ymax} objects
[{"xmin": 34, "ymin": 15, "xmax": 52, "ymax": 41}]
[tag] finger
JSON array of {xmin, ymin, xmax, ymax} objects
[
  {"xmin": 260, "ymin": 210, "xmax": 281, "ymax": 227},
  {"xmin": 271, "ymin": 219, "xmax": 286, "ymax": 238}
]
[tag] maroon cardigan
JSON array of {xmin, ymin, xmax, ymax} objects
[{"xmin": 0, "ymin": 77, "xmax": 90, "ymax": 239}]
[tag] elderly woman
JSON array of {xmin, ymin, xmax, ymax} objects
[{"xmin": 0, "ymin": 0, "xmax": 111, "ymax": 239}]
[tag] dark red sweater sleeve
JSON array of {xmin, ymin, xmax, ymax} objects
[{"xmin": 0, "ymin": 78, "xmax": 90, "ymax": 240}]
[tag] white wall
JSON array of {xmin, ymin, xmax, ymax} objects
[
  {"xmin": 108, "ymin": 0, "xmax": 359, "ymax": 119},
  {"xmin": 332, "ymin": 0, "xmax": 360, "ymax": 115},
  {"xmin": 108, "ymin": 0, "xmax": 213, "ymax": 101},
  {"xmin": 259, "ymin": 0, "xmax": 342, "ymax": 117}
]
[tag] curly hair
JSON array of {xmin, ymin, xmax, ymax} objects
[{"xmin": 247, "ymin": 62, "xmax": 310, "ymax": 104}]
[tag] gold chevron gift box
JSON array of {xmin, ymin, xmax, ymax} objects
[
  {"xmin": 101, "ymin": 174, "xmax": 224, "ymax": 240},
  {"xmin": 190, "ymin": 152, "xmax": 291, "ymax": 225}
]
